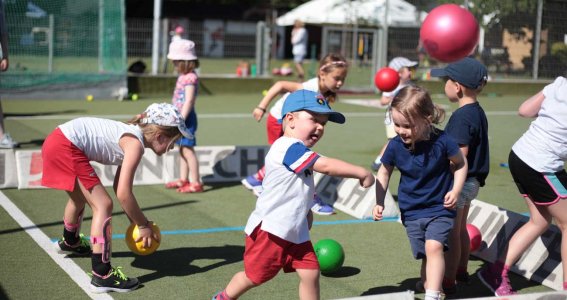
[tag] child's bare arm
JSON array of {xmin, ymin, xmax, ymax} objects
[
  {"xmin": 313, "ymin": 156, "xmax": 374, "ymax": 188},
  {"xmin": 116, "ymin": 135, "xmax": 156, "ymax": 245},
  {"xmin": 445, "ymin": 151, "xmax": 467, "ymax": 209},
  {"xmin": 518, "ymin": 91, "xmax": 544, "ymax": 118},
  {"xmin": 253, "ymin": 81, "xmax": 303, "ymax": 121},
  {"xmin": 373, "ymin": 164, "xmax": 393, "ymax": 221},
  {"xmin": 181, "ymin": 85, "xmax": 197, "ymax": 119}
]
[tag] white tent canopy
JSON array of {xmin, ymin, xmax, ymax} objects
[{"xmin": 276, "ymin": 0, "xmax": 423, "ymax": 27}]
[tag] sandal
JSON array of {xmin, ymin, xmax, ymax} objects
[
  {"xmin": 177, "ymin": 182, "xmax": 204, "ymax": 193},
  {"xmin": 165, "ymin": 179, "xmax": 188, "ymax": 189}
]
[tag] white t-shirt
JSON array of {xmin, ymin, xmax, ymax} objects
[
  {"xmin": 512, "ymin": 76, "xmax": 567, "ymax": 172},
  {"xmin": 59, "ymin": 117, "xmax": 145, "ymax": 165},
  {"xmin": 269, "ymin": 77, "xmax": 319, "ymax": 120},
  {"xmin": 244, "ymin": 136, "xmax": 320, "ymax": 244}
]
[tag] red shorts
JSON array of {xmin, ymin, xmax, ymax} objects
[
  {"xmin": 41, "ymin": 127, "xmax": 101, "ymax": 192},
  {"xmin": 266, "ymin": 114, "xmax": 283, "ymax": 145},
  {"xmin": 243, "ymin": 225, "xmax": 319, "ymax": 285}
]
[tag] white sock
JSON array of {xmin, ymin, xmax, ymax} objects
[{"xmin": 424, "ymin": 289, "xmax": 444, "ymax": 300}]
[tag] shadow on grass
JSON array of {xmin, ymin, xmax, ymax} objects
[
  {"xmin": 113, "ymin": 244, "xmax": 244, "ymax": 283},
  {"xmin": 322, "ymin": 266, "xmax": 360, "ymax": 278},
  {"xmin": 0, "ymin": 200, "xmax": 198, "ymax": 235},
  {"xmin": 360, "ymin": 263, "xmax": 548, "ymax": 299}
]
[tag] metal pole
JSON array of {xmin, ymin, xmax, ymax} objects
[
  {"xmin": 48, "ymin": 14, "xmax": 54, "ymax": 73},
  {"xmin": 532, "ymin": 0, "xmax": 543, "ymax": 79},
  {"xmin": 151, "ymin": 0, "xmax": 162, "ymax": 75},
  {"xmin": 98, "ymin": 0, "xmax": 103, "ymax": 72}
]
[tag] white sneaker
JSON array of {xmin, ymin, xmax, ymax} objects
[
  {"xmin": 0, "ymin": 133, "xmax": 17, "ymax": 149},
  {"xmin": 252, "ymin": 185, "xmax": 263, "ymax": 197}
]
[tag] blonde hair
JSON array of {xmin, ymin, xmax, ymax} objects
[
  {"xmin": 317, "ymin": 53, "xmax": 348, "ymax": 103},
  {"xmin": 127, "ymin": 114, "xmax": 182, "ymax": 146},
  {"xmin": 174, "ymin": 59, "xmax": 200, "ymax": 74},
  {"xmin": 390, "ymin": 86, "xmax": 445, "ymax": 151}
]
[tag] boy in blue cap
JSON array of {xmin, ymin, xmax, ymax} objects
[
  {"xmin": 430, "ymin": 57, "xmax": 490, "ymax": 294},
  {"xmin": 213, "ymin": 90, "xmax": 375, "ymax": 300}
]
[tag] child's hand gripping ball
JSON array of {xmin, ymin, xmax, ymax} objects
[
  {"xmin": 374, "ymin": 67, "xmax": 400, "ymax": 92},
  {"xmin": 125, "ymin": 222, "xmax": 161, "ymax": 255}
]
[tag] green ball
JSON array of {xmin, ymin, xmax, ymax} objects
[{"xmin": 314, "ymin": 238, "xmax": 345, "ymax": 274}]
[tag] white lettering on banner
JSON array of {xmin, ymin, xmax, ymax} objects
[
  {"xmin": 14, "ymin": 146, "xmax": 270, "ymax": 189},
  {"xmin": 468, "ymin": 199, "xmax": 562, "ymax": 290},
  {"xmin": 314, "ymin": 172, "xmax": 399, "ymax": 219}
]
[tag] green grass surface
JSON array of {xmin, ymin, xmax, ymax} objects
[{"xmin": 0, "ymin": 92, "xmax": 553, "ymax": 299}]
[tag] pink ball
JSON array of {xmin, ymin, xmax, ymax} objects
[
  {"xmin": 374, "ymin": 67, "xmax": 400, "ymax": 92},
  {"xmin": 420, "ymin": 4, "xmax": 479, "ymax": 62},
  {"xmin": 466, "ymin": 223, "xmax": 482, "ymax": 252}
]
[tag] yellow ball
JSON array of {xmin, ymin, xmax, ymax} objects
[
  {"xmin": 131, "ymin": 94, "xmax": 139, "ymax": 101},
  {"xmin": 262, "ymin": 90, "xmax": 268, "ymax": 96},
  {"xmin": 125, "ymin": 222, "xmax": 161, "ymax": 256},
  {"xmin": 86, "ymin": 95, "xmax": 94, "ymax": 101}
]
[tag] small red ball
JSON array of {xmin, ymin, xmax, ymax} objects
[
  {"xmin": 374, "ymin": 67, "xmax": 400, "ymax": 92},
  {"xmin": 466, "ymin": 223, "xmax": 482, "ymax": 252},
  {"xmin": 420, "ymin": 4, "xmax": 479, "ymax": 62}
]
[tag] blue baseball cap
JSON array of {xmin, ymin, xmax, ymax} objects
[
  {"xmin": 280, "ymin": 90, "xmax": 345, "ymax": 124},
  {"xmin": 430, "ymin": 57, "xmax": 488, "ymax": 89}
]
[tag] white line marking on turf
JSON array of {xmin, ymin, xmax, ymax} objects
[{"xmin": 0, "ymin": 191, "xmax": 112, "ymax": 300}]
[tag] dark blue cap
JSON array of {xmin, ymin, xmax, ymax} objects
[
  {"xmin": 430, "ymin": 57, "xmax": 488, "ymax": 89},
  {"xmin": 280, "ymin": 90, "xmax": 345, "ymax": 124}
]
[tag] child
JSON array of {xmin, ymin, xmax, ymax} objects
[
  {"xmin": 164, "ymin": 38, "xmax": 203, "ymax": 193},
  {"xmin": 42, "ymin": 103, "xmax": 191, "ymax": 293},
  {"xmin": 214, "ymin": 90, "xmax": 375, "ymax": 300},
  {"xmin": 430, "ymin": 57, "xmax": 490, "ymax": 294},
  {"xmin": 478, "ymin": 76, "xmax": 567, "ymax": 296},
  {"xmin": 241, "ymin": 53, "xmax": 348, "ymax": 215},
  {"xmin": 372, "ymin": 86, "xmax": 467, "ymax": 300},
  {"xmin": 291, "ymin": 19, "xmax": 308, "ymax": 81},
  {"xmin": 371, "ymin": 57, "xmax": 418, "ymax": 171}
]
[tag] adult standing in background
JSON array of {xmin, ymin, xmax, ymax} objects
[
  {"xmin": 291, "ymin": 20, "xmax": 308, "ymax": 81},
  {"xmin": 0, "ymin": 0, "xmax": 17, "ymax": 148}
]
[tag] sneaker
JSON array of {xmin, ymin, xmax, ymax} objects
[
  {"xmin": 212, "ymin": 291, "xmax": 230, "ymax": 300},
  {"xmin": 478, "ymin": 266, "xmax": 516, "ymax": 296},
  {"xmin": 0, "ymin": 133, "xmax": 17, "ymax": 149},
  {"xmin": 311, "ymin": 194, "xmax": 335, "ymax": 215},
  {"xmin": 55, "ymin": 233, "xmax": 92, "ymax": 256},
  {"xmin": 90, "ymin": 266, "xmax": 139, "ymax": 293},
  {"xmin": 241, "ymin": 175, "xmax": 262, "ymax": 190}
]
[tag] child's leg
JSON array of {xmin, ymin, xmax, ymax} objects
[
  {"xmin": 503, "ymin": 197, "xmax": 551, "ymax": 271},
  {"xmin": 178, "ymin": 146, "xmax": 190, "ymax": 182},
  {"xmin": 224, "ymin": 271, "xmax": 257, "ymax": 299},
  {"xmin": 545, "ymin": 198, "xmax": 567, "ymax": 286},
  {"xmin": 62, "ymin": 190, "xmax": 87, "ymax": 244},
  {"xmin": 424, "ymin": 239, "xmax": 445, "ymax": 292},
  {"xmin": 182, "ymin": 146, "xmax": 201, "ymax": 184},
  {"xmin": 457, "ymin": 204, "xmax": 472, "ymax": 276},
  {"xmin": 444, "ymin": 207, "xmax": 466, "ymax": 283},
  {"xmin": 77, "ymin": 182, "xmax": 114, "ymax": 275},
  {"xmin": 296, "ymin": 268, "xmax": 320, "ymax": 300}
]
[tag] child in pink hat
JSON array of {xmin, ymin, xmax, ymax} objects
[{"xmin": 165, "ymin": 39, "xmax": 203, "ymax": 193}]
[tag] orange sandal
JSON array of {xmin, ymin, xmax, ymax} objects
[
  {"xmin": 177, "ymin": 182, "xmax": 204, "ymax": 193},
  {"xmin": 165, "ymin": 179, "xmax": 188, "ymax": 189}
]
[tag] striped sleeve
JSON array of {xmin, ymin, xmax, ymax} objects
[{"xmin": 283, "ymin": 142, "xmax": 320, "ymax": 174}]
